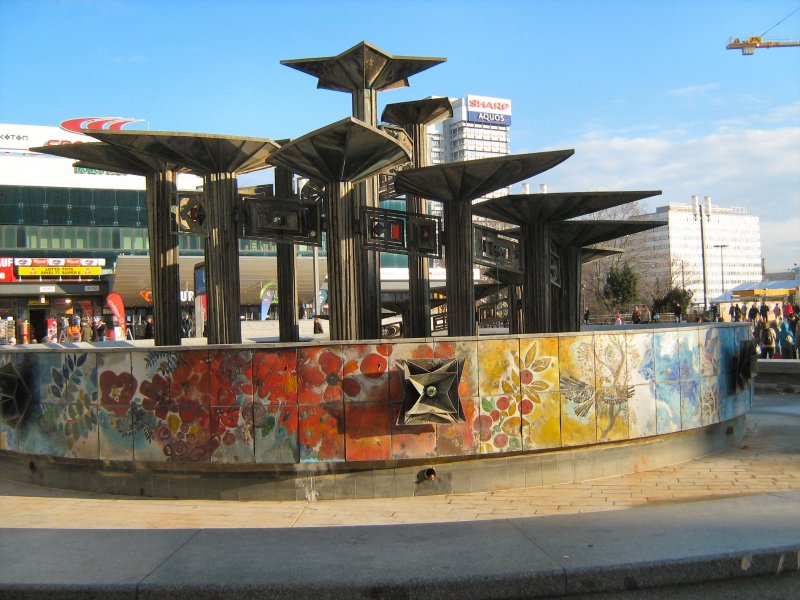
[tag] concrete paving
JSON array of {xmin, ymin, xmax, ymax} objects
[{"xmin": 0, "ymin": 391, "xmax": 798, "ymax": 598}]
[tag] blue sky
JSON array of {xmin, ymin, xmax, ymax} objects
[{"xmin": 1, "ymin": 0, "xmax": 798, "ymax": 270}]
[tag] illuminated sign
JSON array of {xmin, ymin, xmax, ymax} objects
[
  {"xmin": 0, "ymin": 257, "xmax": 16, "ymax": 282},
  {"xmin": 14, "ymin": 258, "xmax": 105, "ymax": 267},
  {"xmin": 17, "ymin": 267, "xmax": 102, "ymax": 277},
  {"xmin": 467, "ymin": 94, "xmax": 512, "ymax": 126}
]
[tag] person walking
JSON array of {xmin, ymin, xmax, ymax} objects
[
  {"xmin": 143, "ymin": 316, "xmax": 154, "ymax": 339},
  {"xmin": 673, "ymin": 302, "xmax": 682, "ymax": 323},
  {"xmin": 81, "ymin": 319, "xmax": 93, "ymax": 342},
  {"xmin": 759, "ymin": 319, "xmax": 777, "ymax": 359},
  {"xmin": 313, "ymin": 317, "xmax": 324, "ymax": 334}
]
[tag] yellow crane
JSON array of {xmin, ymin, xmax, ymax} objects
[{"xmin": 727, "ymin": 35, "xmax": 800, "ymax": 55}]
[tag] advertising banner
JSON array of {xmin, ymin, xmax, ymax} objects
[
  {"xmin": 466, "ymin": 94, "xmax": 512, "ymax": 126},
  {"xmin": 106, "ymin": 292, "xmax": 126, "ymax": 340}
]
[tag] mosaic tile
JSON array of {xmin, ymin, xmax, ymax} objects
[
  {"xmin": 297, "ymin": 345, "xmax": 344, "ymax": 405},
  {"xmin": 252, "ymin": 349, "xmax": 297, "ymax": 405},
  {"xmin": 208, "ymin": 349, "xmax": 253, "ymax": 407},
  {"xmin": 344, "ymin": 401, "xmax": 392, "ymax": 461},
  {"xmin": 678, "ymin": 329, "xmax": 700, "ymax": 380},
  {"xmin": 342, "ymin": 344, "xmax": 392, "ymax": 403},
  {"xmin": 17, "ymin": 403, "xmax": 61, "ymax": 456},
  {"xmin": 594, "ymin": 334, "xmax": 627, "ymax": 389},
  {"xmin": 299, "ymin": 402, "xmax": 345, "ymax": 462},
  {"xmin": 391, "ymin": 404, "xmax": 436, "ymax": 460},
  {"xmin": 700, "ymin": 376, "xmax": 719, "ymax": 426},
  {"xmin": 680, "ymin": 379, "xmax": 702, "ymax": 430},
  {"xmin": 521, "ymin": 391, "xmax": 561, "ymax": 451},
  {"xmin": 628, "ymin": 383, "xmax": 657, "ymax": 439},
  {"xmin": 433, "ymin": 339, "xmax": 478, "ymax": 398},
  {"xmin": 717, "ymin": 326, "xmax": 737, "ymax": 374},
  {"xmin": 210, "ymin": 404, "xmax": 254, "ymax": 464},
  {"xmin": 596, "ymin": 386, "xmax": 630, "ymax": 442},
  {"xmin": 655, "ymin": 382, "xmax": 682, "ymax": 434},
  {"xmin": 519, "ymin": 337, "xmax": 559, "ymax": 396},
  {"xmin": 131, "ymin": 401, "xmax": 211, "ymax": 463},
  {"xmin": 253, "ymin": 402, "xmax": 298, "ymax": 463},
  {"xmin": 625, "ymin": 332, "xmax": 655, "ymax": 387},
  {"xmin": 654, "ymin": 332, "xmax": 680, "ymax": 382},
  {"xmin": 477, "ymin": 394, "xmax": 522, "ymax": 454},
  {"xmin": 699, "ymin": 328, "xmax": 721, "ymax": 377},
  {"xmin": 436, "ymin": 396, "xmax": 479, "ymax": 457},
  {"xmin": 0, "ymin": 420, "xmax": 18, "ymax": 451},
  {"xmin": 98, "ymin": 401, "xmax": 133, "ymax": 461},
  {"xmin": 17, "ymin": 401, "xmax": 98, "ymax": 458},
  {"xmin": 560, "ymin": 390, "xmax": 597, "ymax": 448},
  {"xmin": 477, "ymin": 338, "xmax": 520, "ymax": 397},
  {"xmin": 559, "ymin": 335, "xmax": 595, "ymax": 386}
]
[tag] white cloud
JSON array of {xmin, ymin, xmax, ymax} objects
[
  {"xmin": 518, "ymin": 125, "xmax": 800, "ymax": 270},
  {"xmin": 666, "ymin": 83, "xmax": 720, "ymax": 98}
]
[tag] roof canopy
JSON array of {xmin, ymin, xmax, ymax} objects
[
  {"xmin": 381, "ymin": 97, "xmax": 454, "ymax": 127},
  {"xmin": 550, "ymin": 220, "xmax": 664, "ymax": 247}
]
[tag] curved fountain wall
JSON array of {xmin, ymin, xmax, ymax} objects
[{"xmin": 0, "ymin": 323, "xmax": 752, "ymax": 499}]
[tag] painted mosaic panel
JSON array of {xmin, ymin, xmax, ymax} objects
[
  {"xmin": 477, "ymin": 338, "xmax": 520, "ymax": 397},
  {"xmin": 391, "ymin": 404, "xmax": 436, "ymax": 460},
  {"xmin": 596, "ymin": 386, "xmax": 631, "ymax": 442},
  {"xmin": 678, "ymin": 329, "xmax": 700, "ymax": 381},
  {"xmin": 253, "ymin": 403, "xmax": 298, "ymax": 463},
  {"xmin": 252, "ymin": 349, "xmax": 297, "ymax": 405},
  {"xmin": 18, "ymin": 401, "xmax": 98, "ymax": 458},
  {"xmin": 594, "ymin": 334, "xmax": 627, "ymax": 389},
  {"xmin": 680, "ymin": 379, "xmax": 702, "ymax": 430},
  {"xmin": 477, "ymin": 394, "xmax": 522, "ymax": 454},
  {"xmin": 434, "ymin": 339, "xmax": 478, "ymax": 398},
  {"xmin": 559, "ymin": 335, "xmax": 596, "ymax": 447},
  {"xmin": 342, "ymin": 344, "xmax": 393, "ymax": 403},
  {"xmin": 299, "ymin": 402, "xmax": 345, "ymax": 462},
  {"xmin": 297, "ymin": 346, "xmax": 344, "ymax": 405},
  {"xmin": 97, "ymin": 351, "xmax": 134, "ymax": 460},
  {"xmin": 700, "ymin": 376, "xmax": 719, "ymax": 426},
  {"xmin": 655, "ymin": 382, "xmax": 682, "ymax": 434},
  {"xmin": 210, "ymin": 403, "xmax": 254, "ymax": 464},
  {"xmin": 654, "ymin": 332, "xmax": 680, "ymax": 382},
  {"xmin": 519, "ymin": 337, "xmax": 559, "ymax": 397},
  {"xmin": 625, "ymin": 332, "xmax": 655, "ymax": 387},
  {"xmin": 132, "ymin": 401, "xmax": 212, "ymax": 463},
  {"xmin": 208, "ymin": 349, "xmax": 253, "ymax": 406},
  {"xmin": 521, "ymin": 391, "xmax": 561, "ymax": 451},
  {"xmin": 628, "ymin": 383, "xmax": 657, "ymax": 439},
  {"xmin": 699, "ymin": 328, "xmax": 721, "ymax": 377},
  {"xmin": 436, "ymin": 396, "xmax": 479, "ymax": 457},
  {"xmin": 344, "ymin": 401, "xmax": 392, "ymax": 461},
  {"xmin": 717, "ymin": 326, "xmax": 737, "ymax": 374}
]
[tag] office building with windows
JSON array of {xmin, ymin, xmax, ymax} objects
[{"xmin": 627, "ymin": 196, "xmax": 763, "ymax": 309}]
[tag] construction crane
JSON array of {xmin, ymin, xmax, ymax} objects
[{"xmin": 727, "ymin": 35, "xmax": 800, "ymax": 55}]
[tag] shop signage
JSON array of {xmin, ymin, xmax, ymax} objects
[
  {"xmin": 14, "ymin": 258, "xmax": 105, "ymax": 267},
  {"xmin": 466, "ymin": 94, "xmax": 512, "ymax": 126},
  {"xmin": 17, "ymin": 266, "xmax": 102, "ymax": 276},
  {"xmin": 0, "ymin": 257, "xmax": 16, "ymax": 282}
]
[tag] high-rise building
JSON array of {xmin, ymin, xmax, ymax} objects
[{"xmin": 627, "ymin": 196, "xmax": 762, "ymax": 309}]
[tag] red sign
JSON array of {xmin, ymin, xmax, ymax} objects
[{"xmin": 0, "ymin": 257, "xmax": 16, "ymax": 283}]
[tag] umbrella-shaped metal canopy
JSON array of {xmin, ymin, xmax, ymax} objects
[
  {"xmin": 472, "ymin": 190, "xmax": 662, "ymax": 225},
  {"xmin": 84, "ymin": 129, "xmax": 280, "ymax": 175},
  {"xmin": 281, "ymin": 41, "xmax": 445, "ymax": 93},
  {"xmin": 393, "ymin": 150, "xmax": 574, "ymax": 203},
  {"xmin": 381, "ymin": 97, "xmax": 453, "ymax": 128},
  {"xmin": 551, "ymin": 219, "xmax": 665, "ymax": 247},
  {"xmin": 267, "ymin": 117, "xmax": 411, "ymax": 184}
]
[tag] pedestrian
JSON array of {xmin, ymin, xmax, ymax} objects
[
  {"xmin": 181, "ymin": 314, "xmax": 192, "ymax": 338},
  {"xmin": 641, "ymin": 304, "xmax": 651, "ymax": 323},
  {"xmin": 97, "ymin": 319, "xmax": 107, "ymax": 341},
  {"xmin": 313, "ymin": 317, "xmax": 324, "ymax": 334},
  {"xmin": 583, "ymin": 307, "xmax": 590, "ymax": 324},
  {"xmin": 747, "ymin": 304, "xmax": 758, "ymax": 323},
  {"xmin": 81, "ymin": 319, "xmax": 93, "ymax": 342},
  {"xmin": 673, "ymin": 302, "xmax": 682, "ymax": 323},
  {"xmin": 143, "ymin": 316, "xmax": 154, "ymax": 339},
  {"xmin": 778, "ymin": 318, "xmax": 796, "ymax": 360},
  {"xmin": 614, "ymin": 314, "xmax": 623, "ymax": 325},
  {"xmin": 773, "ymin": 303, "xmax": 782, "ymax": 320},
  {"xmin": 631, "ymin": 306, "xmax": 641, "ymax": 324},
  {"xmin": 759, "ymin": 319, "xmax": 777, "ymax": 359}
]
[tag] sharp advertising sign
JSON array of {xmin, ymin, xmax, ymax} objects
[{"xmin": 466, "ymin": 95, "xmax": 512, "ymax": 126}]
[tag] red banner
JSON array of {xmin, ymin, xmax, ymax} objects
[{"xmin": 106, "ymin": 293, "xmax": 126, "ymax": 329}]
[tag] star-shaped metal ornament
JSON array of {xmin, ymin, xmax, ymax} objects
[{"xmin": 397, "ymin": 358, "xmax": 465, "ymax": 425}]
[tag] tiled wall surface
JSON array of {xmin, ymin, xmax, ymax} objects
[{"xmin": 0, "ymin": 324, "xmax": 752, "ymax": 466}]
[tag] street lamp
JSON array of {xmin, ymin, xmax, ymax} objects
[{"xmin": 692, "ymin": 195, "xmax": 710, "ymax": 313}]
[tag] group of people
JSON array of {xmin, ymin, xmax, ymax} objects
[{"xmin": 746, "ymin": 301, "xmax": 798, "ymax": 360}]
